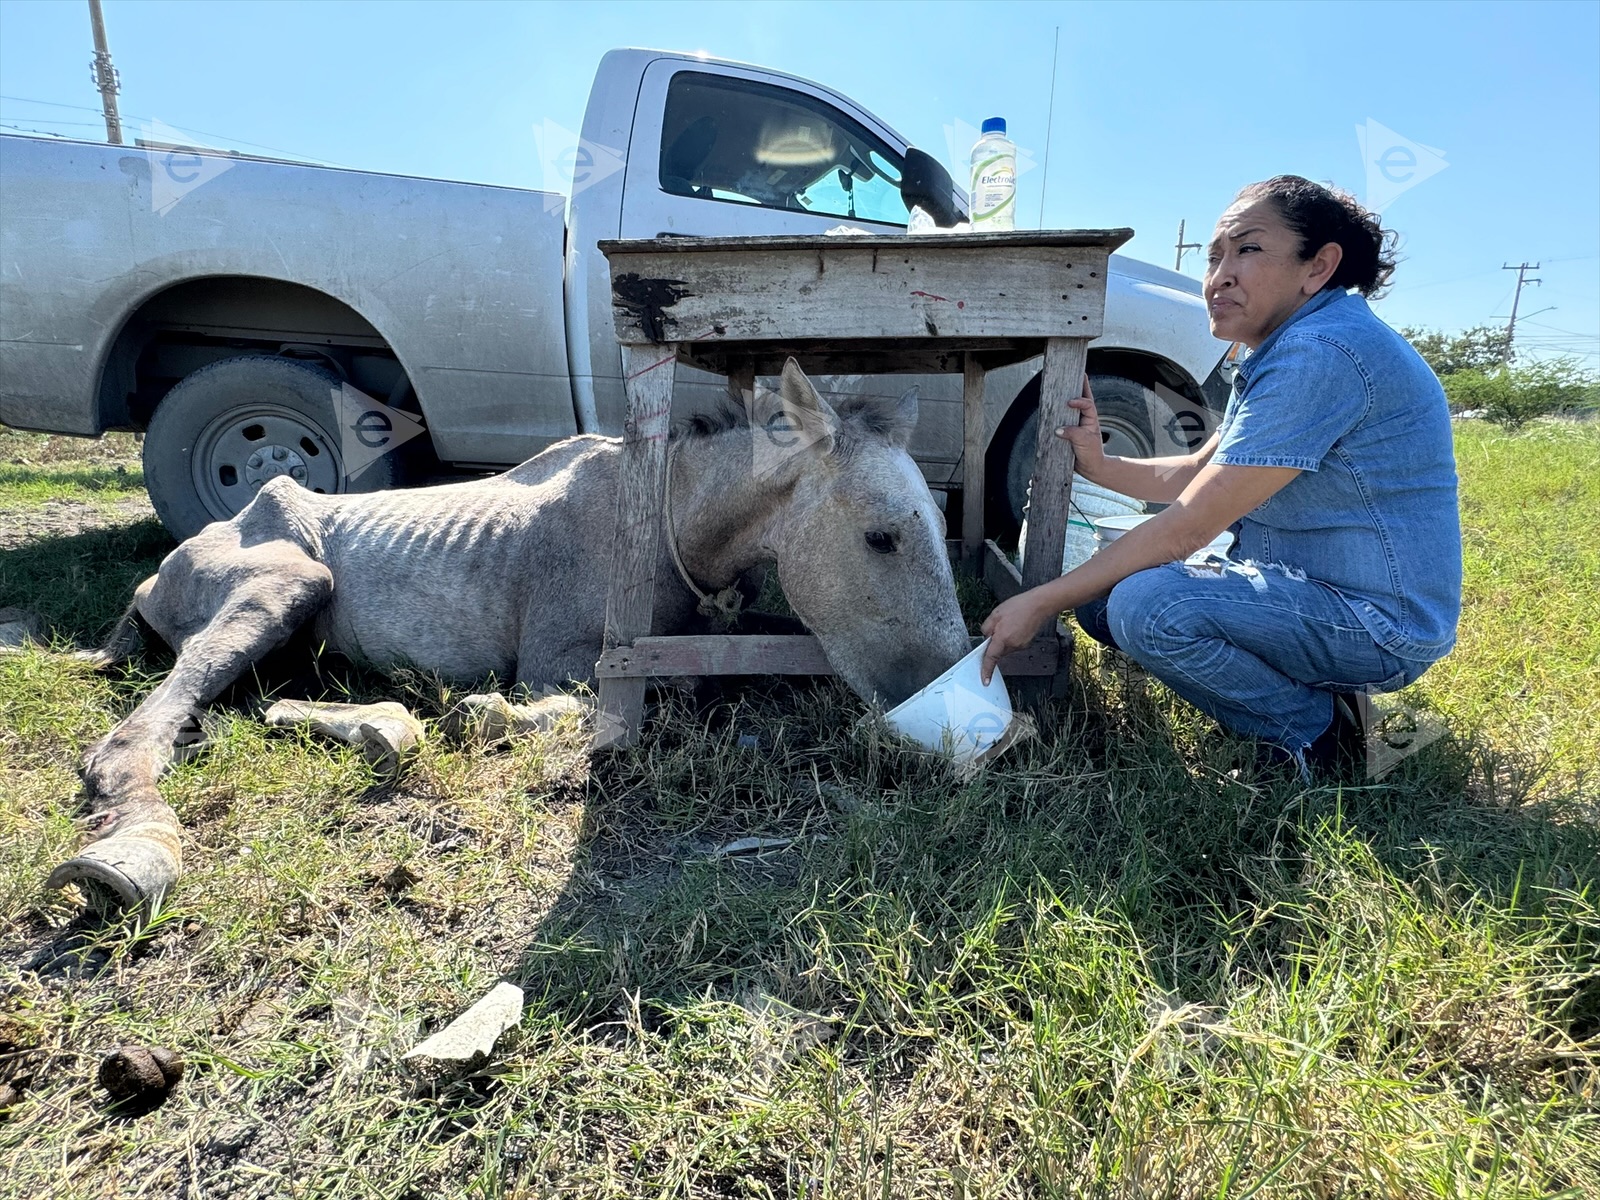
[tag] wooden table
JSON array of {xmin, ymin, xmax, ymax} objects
[{"xmin": 595, "ymin": 230, "xmax": 1132, "ymax": 746}]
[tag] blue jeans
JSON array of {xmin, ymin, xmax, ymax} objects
[{"xmin": 1074, "ymin": 559, "xmax": 1430, "ymax": 757}]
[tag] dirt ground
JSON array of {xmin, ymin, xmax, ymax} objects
[
  {"xmin": 0, "ymin": 431, "xmax": 154, "ymax": 549},
  {"xmin": 0, "ymin": 495, "xmax": 156, "ymax": 551}
]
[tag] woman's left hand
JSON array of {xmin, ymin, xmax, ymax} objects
[{"xmin": 979, "ymin": 591, "xmax": 1056, "ymax": 685}]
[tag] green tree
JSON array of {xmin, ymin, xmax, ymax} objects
[{"xmin": 1401, "ymin": 324, "xmax": 1512, "ymax": 376}]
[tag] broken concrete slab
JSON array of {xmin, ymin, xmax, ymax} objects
[{"xmin": 403, "ymin": 981, "xmax": 524, "ymax": 1068}]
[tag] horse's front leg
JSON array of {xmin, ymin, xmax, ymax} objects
[{"xmin": 50, "ymin": 553, "xmax": 334, "ymax": 913}]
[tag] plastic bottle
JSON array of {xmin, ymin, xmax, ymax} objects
[{"xmin": 969, "ymin": 117, "xmax": 1017, "ymax": 230}]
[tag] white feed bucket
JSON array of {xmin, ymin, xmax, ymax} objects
[
  {"xmin": 1093, "ymin": 513, "xmax": 1234, "ymax": 562},
  {"xmin": 884, "ymin": 639, "xmax": 1013, "ymax": 764},
  {"xmin": 1017, "ymin": 479, "xmax": 1144, "ymax": 574}
]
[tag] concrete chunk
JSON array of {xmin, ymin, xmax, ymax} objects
[{"xmin": 403, "ymin": 982, "xmax": 524, "ymax": 1066}]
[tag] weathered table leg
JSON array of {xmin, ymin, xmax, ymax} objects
[
  {"xmin": 1020, "ymin": 336, "xmax": 1088, "ymax": 590},
  {"xmin": 1017, "ymin": 336, "xmax": 1089, "ymax": 708},
  {"xmin": 961, "ymin": 353, "xmax": 987, "ymax": 569},
  {"xmin": 596, "ymin": 342, "xmax": 678, "ymax": 748}
]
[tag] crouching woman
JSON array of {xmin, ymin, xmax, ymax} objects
[{"xmin": 979, "ymin": 175, "xmax": 1462, "ymax": 780}]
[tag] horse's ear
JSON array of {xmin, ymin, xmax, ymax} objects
[
  {"xmin": 883, "ymin": 385, "xmax": 919, "ymax": 449},
  {"xmin": 777, "ymin": 358, "xmax": 838, "ymax": 457}
]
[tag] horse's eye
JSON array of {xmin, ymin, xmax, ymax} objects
[{"xmin": 864, "ymin": 530, "xmax": 898, "ymax": 555}]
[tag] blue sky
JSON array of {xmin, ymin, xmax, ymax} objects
[{"xmin": 3, "ymin": 0, "xmax": 1596, "ymax": 363}]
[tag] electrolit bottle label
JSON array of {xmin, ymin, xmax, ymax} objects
[{"xmin": 971, "ymin": 155, "xmax": 1016, "ymax": 226}]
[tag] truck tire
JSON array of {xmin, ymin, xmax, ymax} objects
[
  {"xmin": 982, "ymin": 373, "xmax": 1181, "ymax": 546},
  {"xmin": 142, "ymin": 355, "xmax": 401, "ymax": 541}
]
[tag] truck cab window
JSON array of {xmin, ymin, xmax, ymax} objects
[{"xmin": 658, "ymin": 72, "xmax": 910, "ymax": 226}]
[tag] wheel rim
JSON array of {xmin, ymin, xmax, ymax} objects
[
  {"xmin": 1096, "ymin": 414, "xmax": 1153, "ymax": 461},
  {"xmin": 190, "ymin": 403, "xmax": 344, "ymax": 523},
  {"xmin": 1006, "ymin": 408, "xmax": 1156, "ymax": 525}
]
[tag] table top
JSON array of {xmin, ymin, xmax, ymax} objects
[
  {"xmin": 598, "ymin": 229, "xmax": 1134, "ymax": 256},
  {"xmin": 600, "ymin": 229, "xmax": 1132, "ymax": 355}
]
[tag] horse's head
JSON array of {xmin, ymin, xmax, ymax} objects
[{"xmin": 758, "ymin": 359, "xmax": 972, "ymax": 708}]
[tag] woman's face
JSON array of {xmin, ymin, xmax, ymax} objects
[{"xmin": 1203, "ymin": 198, "xmax": 1342, "ymax": 348}]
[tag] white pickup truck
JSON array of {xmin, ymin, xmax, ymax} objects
[{"xmin": 0, "ymin": 47, "xmax": 1230, "ymax": 541}]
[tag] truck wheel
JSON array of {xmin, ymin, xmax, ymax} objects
[
  {"xmin": 142, "ymin": 355, "xmax": 400, "ymax": 541},
  {"xmin": 982, "ymin": 373, "xmax": 1179, "ymax": 546}
]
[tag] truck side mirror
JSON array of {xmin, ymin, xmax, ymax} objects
[{"xmin": 899, "ymin": 147, "xmax": 964, "ymax": 228}]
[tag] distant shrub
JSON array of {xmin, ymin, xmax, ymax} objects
[
  {"xmin": 1402, "ymin": 324, "xmax": 1511, "ymax": 376},
  {"xmin": 1443, "ymin": 358, "xmax": 1600, "ymax": 429}
]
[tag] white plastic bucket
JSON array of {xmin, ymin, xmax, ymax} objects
[
  {"xmin": 883, "ymin": 639, "xmax": 1013, "ymax": 764},
  {"xmin": 1093, "ymin": 513, "xmax": 1234, "ymax": 562},
  {"xmin": 1018, "ymin": 479, "xmax": 1144, "ymax": 574}
]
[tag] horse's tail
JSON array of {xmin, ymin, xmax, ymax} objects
[{"xmin": 76, "ymin": 589, "xmax": 147, "ymax": 669}]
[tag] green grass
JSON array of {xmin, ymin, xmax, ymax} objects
[
  {"xmin": 0, "ymin": 430, "xmax": 147, "ymax": 510},
  {"xmin": 1, "ymin": 419, "xmax": 1596, "ymax": 1198},
  {"xmin": 1416, "ymin": 420, "xmax": 1599, "ymax": 779}
]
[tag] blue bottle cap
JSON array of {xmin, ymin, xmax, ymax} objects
[{"xmin": 981, "ymin": 117, "xmax": 1007, "ymax": 135}]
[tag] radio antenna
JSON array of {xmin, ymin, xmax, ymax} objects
[{"xmin": 1037, "ymin": 25, "xmax": 1060, "ymax": 228}]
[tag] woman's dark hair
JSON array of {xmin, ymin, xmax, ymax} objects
[{"xmin": 1235, "ymin": 175, "xmax": 1399, "ymax": 298}]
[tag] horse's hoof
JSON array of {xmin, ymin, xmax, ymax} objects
[
  {"xmin": 265, "ymin": 699, "xmax": 424, "ymax": 780},
  {"xmin": 357, "ymin": 716, "xmax": 423, "ymax": 781},
  {"xmin": 441, "ymin": 693, "xmax": 519, "ymax": 745},
  {"xmin": 444, "ymin": 692, "xmax": 590, "ymax": 746},
  {"xmin": 46, "ymin": 836, "xmax": 179, "ymax": 913}
]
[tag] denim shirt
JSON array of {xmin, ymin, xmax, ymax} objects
[{"xmin": 1215, "ymin": 287, "xmax": 1462, "ymax": 663}]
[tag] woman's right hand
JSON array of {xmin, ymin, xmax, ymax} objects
[{"xmin": 1054, "ymin": 376, "xmax": 1105, "ymax": 479}]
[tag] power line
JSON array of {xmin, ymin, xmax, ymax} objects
[
  {"xmin": 1402, "ymin": 265, "xmax": 1506, "ymax": 292},
  {"xmin": 0, "ymin": 93, "xmax": 337, "ymax": 163},
  {"xmin": 0, "ymin": 114, "xmax": 106, "ymax": 128},
  {"xmin": 1520, "ymin": 319, "xmax": 1598, "ymax": 340},
  {"xmin": 1482, "ymin": 282, "xmax": 1518, "ymax": 327},
  {"xmin": 0, "ymin": 123, "xmax": 75, "ymax": 138},
  {"xmin": 141, "ymin": 122, "xmax": 337, "ymax": 162},
  {"xmin": 0, "ymin": 93, "xmax": 108, "ymax": 113}
]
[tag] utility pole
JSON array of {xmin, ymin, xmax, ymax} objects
[
  {"xmin": 1501, "ymin": 262, "xmax": 1541, "ymax": 365},
  {"xmin": 87, "ymin": 0, "xmax": 123, "ymax": 145},
  {"xmin": 1174, "ymin": 219, "xmax": 1202, "ymax": 272}
]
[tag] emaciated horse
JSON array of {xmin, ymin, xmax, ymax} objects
[{"xmin": 52, "ymin": 360, "xmax": 971, "ymax": 911}]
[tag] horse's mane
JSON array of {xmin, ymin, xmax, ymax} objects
[{"xmin": 673, "ymin": 399, "xmax": 748, "ymax": 440}]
